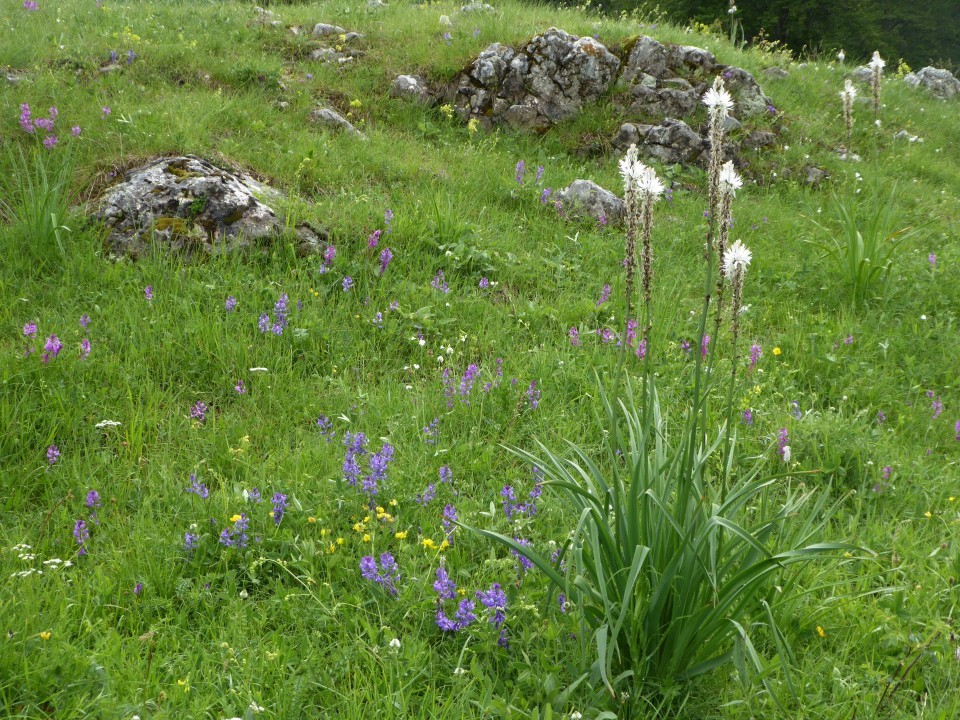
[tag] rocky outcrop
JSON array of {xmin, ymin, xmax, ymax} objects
[
  {"xmin": 904, "ymin": 67, "xmax": 960, "ymax": 99},
  {"xmin": 620, "ymin": 36, "xmax": 773, "ymax": 119},
  {"xmin": 555, "ymin": 180, "xmax": 625, "ymax": 225},
  {"xmin": 308, "ymin": 106, "xmax": 366, "ymax": 137},
  {"xmin": 613, "ymin": 119, "xmax": 704, "ymax": 165},
  {"xmin": 92, "ymin": 156, "xmax": 325, "ymax": 259},
  {"xmin": 390, "ymin": 75, "xmax": 432, "ymax": 103},
  {"xmin": 453, "ymin": 28, "xmax": 620, "ymax": 130}
]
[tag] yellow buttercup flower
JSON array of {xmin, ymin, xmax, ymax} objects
[
  {"xmin": 39, "ymin": 631, "xmax": 52, "ymax": 640},
  {"xmin": 772, "ymin": 347, "xmax": 782, "ymax": 356},
  {"xmin": 422, "ymin": 538, "xmax": 437, "ymax": 550},
  {"xmin": 336, "ymin": 537, "xmax": 345, "ymax": 545},
  {"xmin": 362, "ymin": 533, "xmax": 371, "ymax": 542},
  {"xmin": 816, "ymin": 626, "xmax": 825, "ymax": 638},
  {"xmin": 230, "ymin": 514, "xmax": 243, "ymax": 523},
  {"xmin": 389, "ymin": 499, "xmax": 398, "ymax": 507},
  {"xmin": 308, "ymin": 516, "xmax": 317, "ymax": 523},
  {"xmin": 395, "ymin": 531, "xmax": 407, "ymax": 540}
]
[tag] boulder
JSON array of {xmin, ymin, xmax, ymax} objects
[
  {"xmin": 390, "ymin": 74, "xmax": 432, "ymax": 103},
  {"xmin": 620, "ymin": 36, "xmax": 774, "ymax": 118},
  {"xmin": 313, "ymin": 23, "xmax": 346, "ymax": 36},
  {"xmin": 903, "ymin": 67, "xmax": 960, "ymax": 100},
  {"xmin": 849, "ymin": 66, "xmax": 873, "ymax": 84},
  {"xmin": 764, "ymin": 67, "xmax": 789, "ymax": 79},
  {"xmin": 555, "ymin": 180, "xmax": 625, "ymax": 225},
  {"xmin": 252, "ymin": 6, "xmax": 282, "ymax": 27},
  {"xmin": 307, "ymin": 107, "xmax": 365, "ymax": 138},
  {"xmin": 614, "ymin": 119, "xmax": 704, "ymax": 165},
  {"xmin": 92, "ymin": 156, "xmax": 326, "ymax": 259},
  {"xmin": 459, "ymin": 2, "xmax": 495, "ymax": 13},
  {"xmin": 454, "ymin": 28, "xmax": 620, "ymax": 130}
]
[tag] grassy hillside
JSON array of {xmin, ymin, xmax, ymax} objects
[{"xmin": 2, "ymin": 0, "xmax": 959, "ymax": 718}]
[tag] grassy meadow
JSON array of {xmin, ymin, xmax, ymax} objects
[{"xmin": 2, "ymin": 0, "xmax": 960, "ymax": 717}]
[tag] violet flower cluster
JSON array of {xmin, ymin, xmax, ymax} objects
[{"xmin": 360, "ymin": 553, "xmax": 400, "ymax": 596}]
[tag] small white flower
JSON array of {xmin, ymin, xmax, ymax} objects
[
  {"xmin": 874, "ymin": 119, "xmax": 881, "ymax": 128},
  {"xmin": 249, "ymin": 367, "xmax": 269, "ymax": 372},
  {"xmin": 571, "ymin": 713, "xmax": 583, "ymax": 720},
  {"xmin": 437, "ymin": 355, "xmax": 444, "ymax": 364},
  {"xmin": 418, "ymin": 338, "xmax": 426, "ymax": 347},
  {"xmin": 782, "ymin": 446, "xmax": 791, "ymax": 464},
  {"xmin": 839, "ymin": 79, "xmax": 857, "ymax": 101},
  {"xmin": 869, "ymin": 50, "xmax": 885, "ymax": 72},
  {"xmin": 439, "ymin": 14, "xmax": 452, "ymax": 26},
  {"xmin": 702, "ymin": 81, "xmax": 734, "ymax": 117},
  {"xmin": 95, "ymin": 419, "xmax": 122, "ymax": 429},
  {"xmin": 636, "ymin": 165, "xmax": 664, "ymax": 198},
  {"xmin": 248, "ymin": 702, "xmax": 265, "ymax": 714},
  {"xmin": 239, "ymin": 589, "xmax": 249, "ymax": 599},
  {"xmin": 837, "ymin": 49, "xmax": 845, "ymax": 62},
  {"xmin": 718, "ymin": 161, "xmax": 743, "ymax": 196},
  {"xmin": 921, "ymin": 314, "xmax": 927, "ymax": 321},
  {"xmin": 389, "ymin": 638, "xmax": 401, "ymax": 649},
  {"xmin": 722, "ymin": 240, "xmax": 752, "ymax": 279},
  {"xmin": 453, "ymin": 667, "xmax": 467, "ymax": 676},
  {"xmin": 727, "ymin": 4, "xmax": 737, "ymax": 13}
]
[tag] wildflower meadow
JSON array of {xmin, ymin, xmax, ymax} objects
[{"xmin": 2, "ymin": 0, "xmax": 960, "ymax": 718}]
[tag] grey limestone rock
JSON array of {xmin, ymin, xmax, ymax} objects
[
  {"xmin": 454, "ymin": 28, "xmax": 620, "ymax": 130},
  {"xmin": 903, "ymin": 66, "xmax": 960, "ymax": 100},
  {"xmin": 307, "ymin": 107, "xmax": 366, "ymax": 138},
  {"xmin": 390, "ymin": 74, "xmax": 432, "ymax": 103},
  {"xmin": 614, "ymin": 119, "xmax": 704, "ymax": 165},
  {"xmin": 92, "ymin": 156, "xmax": 326, "ymax": 259},
  {"xmin": 555, "ymin": 180, "xmax": 625, "ymax": 225}
]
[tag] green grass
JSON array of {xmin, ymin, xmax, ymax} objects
[{"xmin": 2, "ymin": 0, "xmax": 960, "ymax": 717}]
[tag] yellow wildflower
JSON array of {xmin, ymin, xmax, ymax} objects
[
  {"xmin": 816, "ymin": 626, "xmax": 825, "ymax": 638},
  {"xmin": 362, "ymin": 533, "xmax": 371, "ymax": 542},
  {"xmin": 376, "ymin": 506, "xmax": 385, "ymax": 514},
  {"xmin": 230, "ymin": 514, "xmax": 243, "ymax": 523},
  {"xmin": 353, "ymin": 522, "xmax": 365, "ymax": 533},
  {"xmin": 320, "ymin": 528, "xmax": 330, "ymax": 537},
  {"xmin": 336, "ymin": 537, "xmax": 345, "ymax": 545},
  {"xmin": 439, "ymin": 539, "xmax": 450, "ymax": 552},
  {"xmin": 422, "ymin": 538, "xmax": 437, "ymax": 550},
  {"xmin": 389, "ymin": 498, "xmax": 398, "ymax": 507},
  {"xmin": 395, "ymin": 531, "xmax": 407, "ymax": 540},
  {"xmin": 468, "ymin": 118, "xmax": 480, "ymax": 134},
  {"xmin": 924, "ymin": 511, "xmax": 932, "ymax": 518},
  {"xmin": 39, "ymin": 631, "xmax": 52, "ymax": 640},
  {"xmin": 350, "ymin": 99, "xmax": 362, "ymax": 108},
  {"xmin": 772, "ymin": 347, "xmax": 782, "ymax": 356}
]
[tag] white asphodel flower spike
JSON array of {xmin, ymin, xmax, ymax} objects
[
  {"xmin": 869, "ymin": 50, "xmax": 885, "ymax": 72},
  {"xmin": 840, "ymin": 79, "xmax": 857, "ymax": 101},
  {"xmin": 718, "ymin": 161, "xmax": 743, "ymax": 196},
  {"xmin": 837, "ymin": 49, "xmax": 845, "ymax": 62},
  {"xmin": 618, "ymin": 144, "xmax": 641, "ymax": 186},
  {"xmin": 636, "ymin": 165, "xmax": 664, "ymax": 198},
  {"xmin": 703, "ymin": 80, "xmax": 734, "ymax": 118},
  {"xmin": 722, "ymin": 239, "xmax": 753, "ymax": 280}
]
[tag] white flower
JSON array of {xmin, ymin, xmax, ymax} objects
[
  {"xmin": 782, "ymin": 445, "xmax": 791, "ymax": 464},
  {"xmin": 636, "ymin": 165, "xmax": 664, "ymax": 198},
  {"xmin": 389, "ymin": 638, "xmax": 401, "ymax": 649},
  {"xmin": 718, "ymin": 161, "xmax": 742, "ymax": 196},
  {"xmin": 248, "ymin": 703, "xmax": 265, "ymax": 714},
  {"xmin": 453, "ymin": 667, "xmax": 467, "ymax": 676},
  {"xmin": 839, "ymin": 79, "xmax": 857, "ymax": 101},
  {"xmin": 95, "ymin": 419, "xmax": 122, "ymax": 429},
  {"xmin": 439, "ymin": 15, "xmax": 452, "ymax": 26},
  {"xmin": 869, "ymin": 51, "xmax": 885, "ymax": 72},
  {"xmin": 702, "ymin": 82, "xmax": 734, "ymax": 117},
  {"xmin": 722, "ymin": 239, "xmax": 752, "ymax": 279},
  {"xmin": 837, "ymin": 49, "xmax": 845, "ymax": 62},
  {"xmin": 249, "ymin": 367, "xmax": 269, "ymax": 372},
  {"xmin": 728, "ymin": 4, "xmax": 737, "ymax": 13},
  {"xmin": 571, "ymin": 713, "xmax": 583, "ymax": 720},
  {"xmin": 618, "ymin": 144, "xmax": 642, "ymax": 186}
]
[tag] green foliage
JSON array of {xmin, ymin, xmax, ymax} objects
[{"xmin": 809, "ymin": 184, "xmax": 917, "ymax": 307}]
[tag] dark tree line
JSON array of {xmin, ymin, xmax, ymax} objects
[{"xmin": 583, "ymin": 0, "xmax": 960, "ymax": 69}]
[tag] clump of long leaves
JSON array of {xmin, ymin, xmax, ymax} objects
[
  {"xmin": 811, "ymin": 182, "xmax": 916, "ymax": 306},
  {"xmin": 0, "ymin": 142, "xmax": 76, "ymax": 269},
  {"xmin": 475, "ymin": 376, "xmax": 853, "ymax": 701}
]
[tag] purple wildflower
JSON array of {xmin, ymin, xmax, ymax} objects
[
  {"xmin": 743, "ymin": 409, "xmax": 754, "ymax": 426},
  {"xmin": 701, "ymin": 334, "xmax": 711, "ymax": 358},
  {"xmin": 439, "ymin": 465, "xmax": 452, "ymax": 484},
  {"xmin": 220, "ymin": 514, "xmax": 249, "ymax": 548},
  {"xmin": 526, "ymin": 381, "xmax": 541, "ymax": 410},
  {"xmin": 777, "ymin": 428, "xmax": 790, "ymax": 462},
  {"xmin": 442, "ymin": 367, "xmax": 456, "ymax": 409},
  {"xmin": 681, "ymin": 339, "xmax": 691, "ymax": 355},
  {"xmin": 434, "ymin": 565, "xmax": 457, "ymax": 600},
  {"xmin": 23, "ymin": 322, "xmax": 38, "ymax": 337},
  {"xmin": 225, "ymin": 295, "xmax": 237, "ymax": 312},
  {"xmin": 368, "ymin": 229, "xmax": 381, "ymax": 249},
  {"xmin": 459, "ymin": 364, "xmax": 480, "ymax": 400},
  {"xmin": 343, "ymin": 431, "xmax": 368, "ymax": 486},
  {"xmin": 932, "ymin": 396, "xmax": 943, "ymax": 419},
  {"xmin": 73, "ymin": 520, "xmax": 89, "ymax": 555},
  {"xmin": 86, "ymin": 490, "xmax": 101, "ymax": 509},
  {"xmin": 384, "ymin": 208, "xmax": 394, "ymax": 231},
  {"xmin": 271, "ymin": 492, "xmax": 288, "ymax": 525},
  {"xmin": 320, "ymin": 244, "xmax": 336, "ymax": 273},
  {"xmin": 442, "ymin": 503, "xmax": 457, "ymax": 545},
  {"xmin": 79, "ymin": 314, "xmax": 90, "ymax": 329},
  {"xmin": 190, "ymin": 401, "xmax": 207, "ymax": 422},
  {"xmin": 595, "ymin": 283, "xmax": 611, "ymax": 307},
  {"xmin": 476, "ymin": 583, "xmax": 507, "ymax": 627},
  {"xmin": 844, "ymin": 334, "xmax": 854, "ymax": 345},
  {"xmin": 102, "ymin": 106, "xmax": 111, "ymax": 118},
  {"xmin": 479, "ymin": 277, "xmax": 489, "ymax": 289},
  {"xmin": 71, "ymin": 125, "xmax": 81, "ymax": 137},
  {"xmin": 416, "ymin": 483, "xmax": 437, "ymax": 506},
  {"xmin": 363, "ymin": 442, "xmax": 394, "ymax": 498},
  {"xmin": 79, "ymin": 337, "xmax": 91, "ymax": 360},
  {"xmin": 511, "ymin": 538, "xmax": 534, "ymax": 574},
  {"xmin": 46, "ymin": 444, "xmax": 60, "ymax": 465},
  {"xmin": 184, "ymin": 532, "xmax": 199, "ymax": 552},
  {"xmin": 882, "ymin": 465, "xmax": 892, "ymax": 480},
  {"xmin": 360, "ymin": 553, "xmax": 400, "ymax": 596},
  {"xmin": 749, "ymin": 343, "xmax": 761, "ymax": 371},
  {"xmin": 535, "ymin": 165, "xmax": 544, "ymax": 184},
  {"xmin": 42, "ymin": 335, "xmax": 62, "ymax": 363},
  {"xmin": 317, "ymin": 415, "xmax": 335, "ymax": 442},
  {"xmin": 379, "ymin": 247, "xmax": 393, "ymax": 275},
  {"xmin": 127, "ymin": 49, "xmax": 136, "ymax": 63},
  {"xmin": 234, "ymin": 379, "xmax": 245, "ymax": 394},
  {"xmin": 422, "ymin": 417, "xmax": 440, "ymax": 443},
  {"xmin": 144, "ymin": 286, "xmax": 153, "ymax": 301},
  {"xmin": 635, "ymin": 337, "xmax": 647, "ymax": 359},
  {"xmin": 431, "ymin": 270, "xmax": 449, "ymax": 294},
  {"xmin": 876, "ymin": 410, "xmax": 886, "ymax": 424},
  {"xmin": 515, "ymin": 160, "xmax": 525, "ymax": 184},
  {"xmin": 186, "ymin": 474, "xmax": 209, "ymax": 499},
  {"xmin": 569, "ymin": 327, "xmax": 580, "ymax": 347},
  {"xmin": 342, "ymin": 276, "xmax": 354, "ymax": 292},
  {"xmin": 19, "ymin": 103, "xmax": 34, "ymax": 133},
  {"xmin": 247, "ymin": 487, "xmax": 261, "ymax": 503},
  {"xmin": 540, "ymin": 188, "xmax": 552, "ymax": 204},
  {"xmin": 929, "ymin": 253, "xmax": 937, "ymax": 266},
  {"xmin": 134, "ymin": 582, "xmax": 143, "ymax": 596}
]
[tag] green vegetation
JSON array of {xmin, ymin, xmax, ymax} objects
[{"xmin": 2, "ymin": 0, "xmax": 960, "ymax": 718}]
